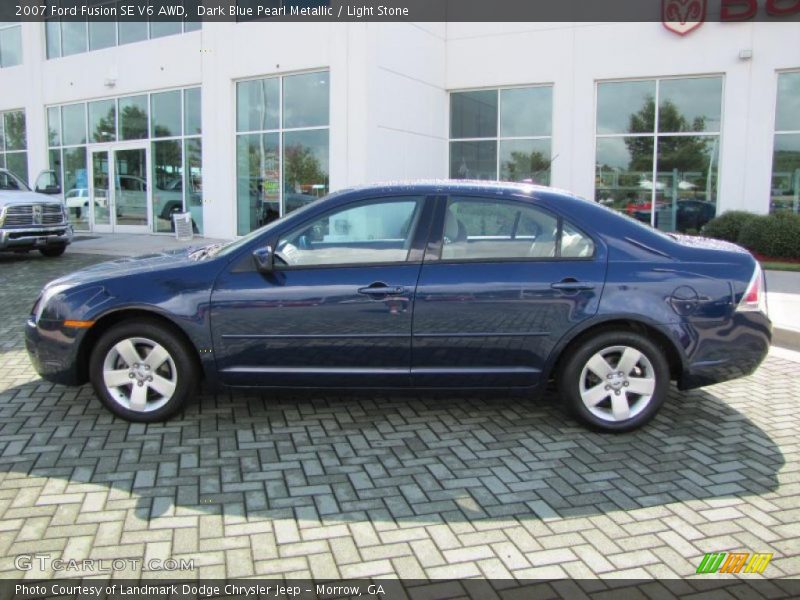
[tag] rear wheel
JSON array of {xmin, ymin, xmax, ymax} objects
[
  {"xmin": 39, "ymin": 245, "xmax": 66, "ymax": 257},
  {"xmin": 89, "ymin": 320, "xmax": 198, "ymax": 422},
  {"xmin": 558, "ymin": 331, "xmax": 670, "ymax": 432}
]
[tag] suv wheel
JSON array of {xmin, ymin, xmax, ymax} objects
[
  {"xmin": 39, "ymin": 245, "xmax": 66, "ymax": 257},
  {"xmin": 558, "ymin": 331, "xmax": 670, "ymax": 432},
  {"xmin": 89, "ymin": 320, "xmax": 198, "ymax": 422}
]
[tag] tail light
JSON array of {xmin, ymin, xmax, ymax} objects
[{"xmin": 736, "ymin": 263, "xmax": 768, "ymax": 315}]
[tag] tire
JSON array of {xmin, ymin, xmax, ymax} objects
[
  {"xmin": 39, "ymin": 245, "xmax": 66, "ymax": 257},
  {"xmin": 88, "ymin": 319, "xmax": 198, "ymax": 422},
  {"xmin": 558, "ymin": 330, "xmax": 670, "ymax": 432}
]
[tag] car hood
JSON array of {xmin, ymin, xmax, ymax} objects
[
  {"xmin": 46, "ymin": 247, "xmax": 206, "ymax": 289},
  {"xmin": 0, "ymin": 190, "xmax": 63, "ymax": 206}
]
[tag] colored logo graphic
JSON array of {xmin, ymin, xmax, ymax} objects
[
  {"xmin": 696, "ymin": 552, "xmax": 773, "ymax": 574},
  {"xmin": 662, "ymin": 0, "xmax": 707, "ymax": 36}
]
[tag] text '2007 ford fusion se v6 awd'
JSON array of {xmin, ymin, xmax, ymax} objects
[{"xmin": 25, "ymin": 181, "xmax": 771, "ymax": 432}]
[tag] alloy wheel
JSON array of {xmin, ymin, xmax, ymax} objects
[{"xmin": 101, "ymin": 337, "xmax": 178, "ymax": 412}]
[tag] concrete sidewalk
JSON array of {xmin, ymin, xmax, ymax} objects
[
  {"xmin": 766, "ymin": 270, "xmax": 800, "ymax": 351},
  {"xmin": 68, "ymin": 232, "xmax": 229, "ymax": 256}
]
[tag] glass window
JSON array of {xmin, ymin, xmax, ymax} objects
[
  {"xmin": 597, "ymin": 80, "xmax": 656, "ymax": 135},
  {"xmin": 450, "ymin": 141, "xmax": 497, "ymax": 180},
  {"xmin": 451, "ymin": 91, "xmax": 497, "ymax": 139},
  {"xmin": 63, "ymin": 147, "xmax": 89, "ymax": 230},
  {"xmin": 88, "ymin": 99, "xmax": 116, "ymax": 143},
  {"xmin": 236, "ymin": 133, "xmax": 280, "ymax": 236},
  {"xmin": 150, "ymin": 22, "xmax": 181, "ymax": 39},
  {"xmin": 500, "ymin": 87, "xmax": 551, "ymax": 137},
  {"xmin": 47, "ymin": 107, "xmax": 61, "ymax": 147},
  {"xmin": 276, "ymin": 197, "xmax": 424, "ymax": 267},
  {"xmin": 659, "ymin": 77, "xmax": 722, "ymax": 133},
  {"xmin": 185, "ymin": 138, "xmax": 203, "ymax": 234},
  {"xmin": 5, "ymin": 152, "xmax": 28, "ymax": 183},
  {"xmin": 117, "ymin": 20, "xmax": 148, "ymax": 45},
  {"xmin": 561, "ymin": 221, "xmax": 595, "ymax": 258},
  {"xmin": 0, "ymin": 24, "xmax": 22, "ymax": 68},
  {"xmin": 283, "ymin": 72, "xmax": 330, "ymax": 129},
  {"xmin": 442, "ymin": 197, "xmax": 559, "ymax": 260},
  {"xmin": 61, "ymin": 21, "xmax": 88, "ymax": 56},
  {"xmin": 119, "ymin": 95, "xmax": 148, "ymax": 140},
  {"xmin": 283, "ymin": 129, "xmax": 330, "ymax": 215},
  {"xmin": 89, "ymin": 21, "xmax": 116, "ymax": 51},
  {"xmin": 184, "ymin": 87, "xmax": 201, "ymax": 135},
  {"xmin": 3, "ymin": 110, "xmax": 26, "ymax": 150},
  {"xmin": 596, "ymin": 77, "xmax": 722, "ymax": 232},
  {"xmin": 151, "ymin": 90, "xmax": 182, "ymax": 138},
  {"xmin": 152, "ymin": 140, "xmax": 183, "ymax": 233},
  {"xmin": 776, "ymin": 72, "xmax": 800, "ymax": 133},
  {"xmin": 45, "ymin": 20, "xmax": 61, "ymax": 59},
  {"xmin": 237, "ymin": 78, "xmax": 279, "ymax": 132},
  {"xmin": 499, "ymin": 139, "xmax": 551, "ymax": 185},
  {"xmin": 61, "ymin": 103, "xmax": 86, "ymax": 146},
  {"xmin": 184, "ymin": 21, "xmax": 201, "ymax": 33}
]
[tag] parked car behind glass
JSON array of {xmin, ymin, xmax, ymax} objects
[{"xmin": 25, "ymin": 181, "xmax": 770, "ymax": 431}]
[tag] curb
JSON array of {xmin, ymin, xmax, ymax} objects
[{"xmin": 773, "ymin": 327, "xmax": 800, "ymax": 353}]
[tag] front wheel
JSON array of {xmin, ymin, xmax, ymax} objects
[
  {"xmin": 89, "ymin": 320, "xmax": 198, "ymax": 422},
  {"xmin": 558, "ymin": 331, "xmax": 670, "ymax": 432},
  {"xmin": 39, "ymin": 245, "xmax": 66, "ymax": 257}
]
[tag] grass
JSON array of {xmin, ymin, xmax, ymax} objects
[{"xmin": 760, "ymin": 261, "xmax": 800, "ymax": 272}]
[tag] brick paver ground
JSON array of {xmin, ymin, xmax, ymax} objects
[{"xmin": 0, "ymin": 251, "xmax": 797, "ymax": 580}]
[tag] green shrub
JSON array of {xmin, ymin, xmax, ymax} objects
[
  {"xmin": 737, "ymin": 213, "xmax": 800, "ymax": 259},
  {"xmin": 701, "ymin": 211, "xmax": 759, "ymax": 243}
]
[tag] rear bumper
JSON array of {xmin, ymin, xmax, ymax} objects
[
  {"xmin": 679, "ymin": 311, "xmax": 772, "ymax": 390},
  {"xmin": 25, "ymin": 318, "xmax": 84, "ymax": 386},
  {"xmin": 0, "ymin": 224, "xmax": 73, "ymax": 252}
]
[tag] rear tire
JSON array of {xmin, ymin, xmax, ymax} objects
[
  {"xmin": 39, "ymin": 245, "xmax": 66, "ymax": 257},
  {"xmin": 558, "ymin": 330, "xmax": 670, "ymax": 432},
  {"xmin": 89, "ymin": 320, "xmax": 198, "ymax": 422}
]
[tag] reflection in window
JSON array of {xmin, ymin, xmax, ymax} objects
[
  {"xmin": 1, "ymin": 109, "xmax": 28, "ymax": 183},
  {"xmin": 89, "ymin": 100, "xmax": 116, "ymax": 143},
  {"xmin": 62, "ymin": 104, "xmax": 87, "ymax": 146},
  {"xmin": 119, "ymin": 95, "xmax": 148, "ymax": 140},
  {"xmin": 450, "ymin": 86, "xmax": 552, "ymax": 185},
  {"xmin": 276, "ymin": 198, "xmax": 423, "ymax": 267},
  {"xmin": 771, "ymin": 72, "xmax": 800, "ymax": 215},
  {"xmin": 151, "ymin": 91, "xmax": 182, "ymax": 138},
  {"xmin": 0, "ymin": 22, "xmax": 22, "ymax": 68},
  {"xmin": 235, "ymin": 71, "xmax": 330, "ymax": 235},
  {"xmin": 595, "ymin": 77, "xmax": 722, "ymax": 233},
  {"xmin": 152, "ymin": 140, "xmax": 183, "ymax": 233}
]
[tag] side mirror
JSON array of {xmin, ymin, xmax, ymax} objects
[
  {"xmin": 252, "ymin": 246, "xmax": 274, "ymax": 273},
  {"xmin": 36, "ymin": 185, "xmax": 62, "ymax": 195}
]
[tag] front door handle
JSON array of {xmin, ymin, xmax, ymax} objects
[
  {"xmin": 358, "ymin": 283, "xmax": 407, "ymax": 297},
  {"xmin": 551, "ymin": 280, "xmax": 595, "ymax": 291}
]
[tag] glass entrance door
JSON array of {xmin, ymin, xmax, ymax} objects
[{"xmin": 89, "ymin": 144, "xmax": 151, "ymax": 233}]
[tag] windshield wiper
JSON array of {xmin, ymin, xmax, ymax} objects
[{"xmin": 189, "ymin": 242, "xmax": 226, "ymax": 260}]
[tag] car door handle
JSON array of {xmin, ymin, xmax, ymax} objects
[
  {"xmin": 551, "ymin": 280, "xmax": 595, "ymax": 291},
  {"xmin": 358, "ymin": 283, "xmax": 407, "ymax": 296}
]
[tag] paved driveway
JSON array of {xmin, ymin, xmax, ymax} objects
[{"xmin": 0, "ymin": 252, "xmax": 798, "ymax": 581}]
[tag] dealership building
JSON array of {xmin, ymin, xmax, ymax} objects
[{"xmin": 0, "ymin": 19, "xmax": 798, "ymax": 239}]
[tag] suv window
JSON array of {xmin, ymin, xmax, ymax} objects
[
  {"xmin": 441, "ymin": 196, "xmax": 594, "ymax": 260},
  {"xmin": 0, "ymin": 170, "xmax": 29, "ymax": 191},
  {"xmin": 276, "ymin": 196, "xmax": 424, "ymax": 267}
]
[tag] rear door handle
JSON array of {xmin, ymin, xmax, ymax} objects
[
  {"xmin": 358, "ymin": 283, "xmax": 407, "ymax": 296},
  {"xmin": 551, "ymin": 281, "xmax": 595, "ymax": 291}
]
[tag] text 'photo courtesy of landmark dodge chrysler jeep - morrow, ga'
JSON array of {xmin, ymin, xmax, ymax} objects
[
  {"xmin": 0, "ymin": 168, "xmax": 73, "ymax": 257},
  {"xmin": 25, "ymin": 181, "xmax": 771, "ymax": 432}
]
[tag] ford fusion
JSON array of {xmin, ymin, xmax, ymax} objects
[{"xmin": 25, "ymin": 182, "xmax": 771, "ymax": 432}]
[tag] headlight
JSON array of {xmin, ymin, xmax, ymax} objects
[{"xmin": 35, "ymin": 284, "xmax": 71, "ymax": 323}]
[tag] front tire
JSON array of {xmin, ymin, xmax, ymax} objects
[
  {"xmin": 558, "ymin": 331, "xmax": 670, "ymax": 432},
  {"xmin": 39, "ymin": 245, "xmax": 66, "ymax": 257},
  {"xmin": 89, "ymin": 320, "xmax": 198, "ymax": 422}
]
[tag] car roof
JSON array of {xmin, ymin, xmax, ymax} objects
[{"xmin": 338, "ymin": 179, "xmax": 577, "ymax": 198}]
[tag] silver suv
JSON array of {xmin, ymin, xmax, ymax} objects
[{"xmin": 0, "ymin": 169, "xmax": 73, "ymax": 257}]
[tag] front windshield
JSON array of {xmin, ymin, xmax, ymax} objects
[{"xmin": 0, "ymin": 170, "xmax": 31, "ymax": 192}]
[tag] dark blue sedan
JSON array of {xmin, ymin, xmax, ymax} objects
[{"xmin": 25, "ymin": 182, "xmax": 771, "ymax": 431}]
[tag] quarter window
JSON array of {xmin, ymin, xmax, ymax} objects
[
  {"xmin": 441, "ymin": 197, "xmax": 593, "ymax": 261},
  {"xmin": 275, "ymin": 197, "xmax": 423, "ymax": 267},
  {"xmin": 595, "ymin": 76, "xmax": 722, "ymax": 234},
  {"xmin": 771, "ymin": 72, "xmax": 800, "ymax": 215}
]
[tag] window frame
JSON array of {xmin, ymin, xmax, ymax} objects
[
  {"xmin": 448, "ymin": 84, "xmax": 554, "ymax": 184},
  {"xmin": 425, "ymin": 194, "xmax": 597, "ymax": 265},
  {"xmin": 267, "ymin": 194, "xmax": 435, "ymax": 271},
  {"xmin": 593, "ymin": 74, "xmax": 725, "ymax": 230},
  {"xmin": 769, "ymin": 69, "xmax": 800, "ymax": 215}
]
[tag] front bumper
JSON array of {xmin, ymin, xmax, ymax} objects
[
  {"xmin": 25, "ymin": 317, "xmax": 85, "ymax": 386},
  {"xmin": 0, "ymin": 224, "xmax": 73, "ymax": 252}
]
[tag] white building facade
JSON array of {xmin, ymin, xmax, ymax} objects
[{"xmin": 0, "ymin": 20, "xmax": 798, "ymax": 239}]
